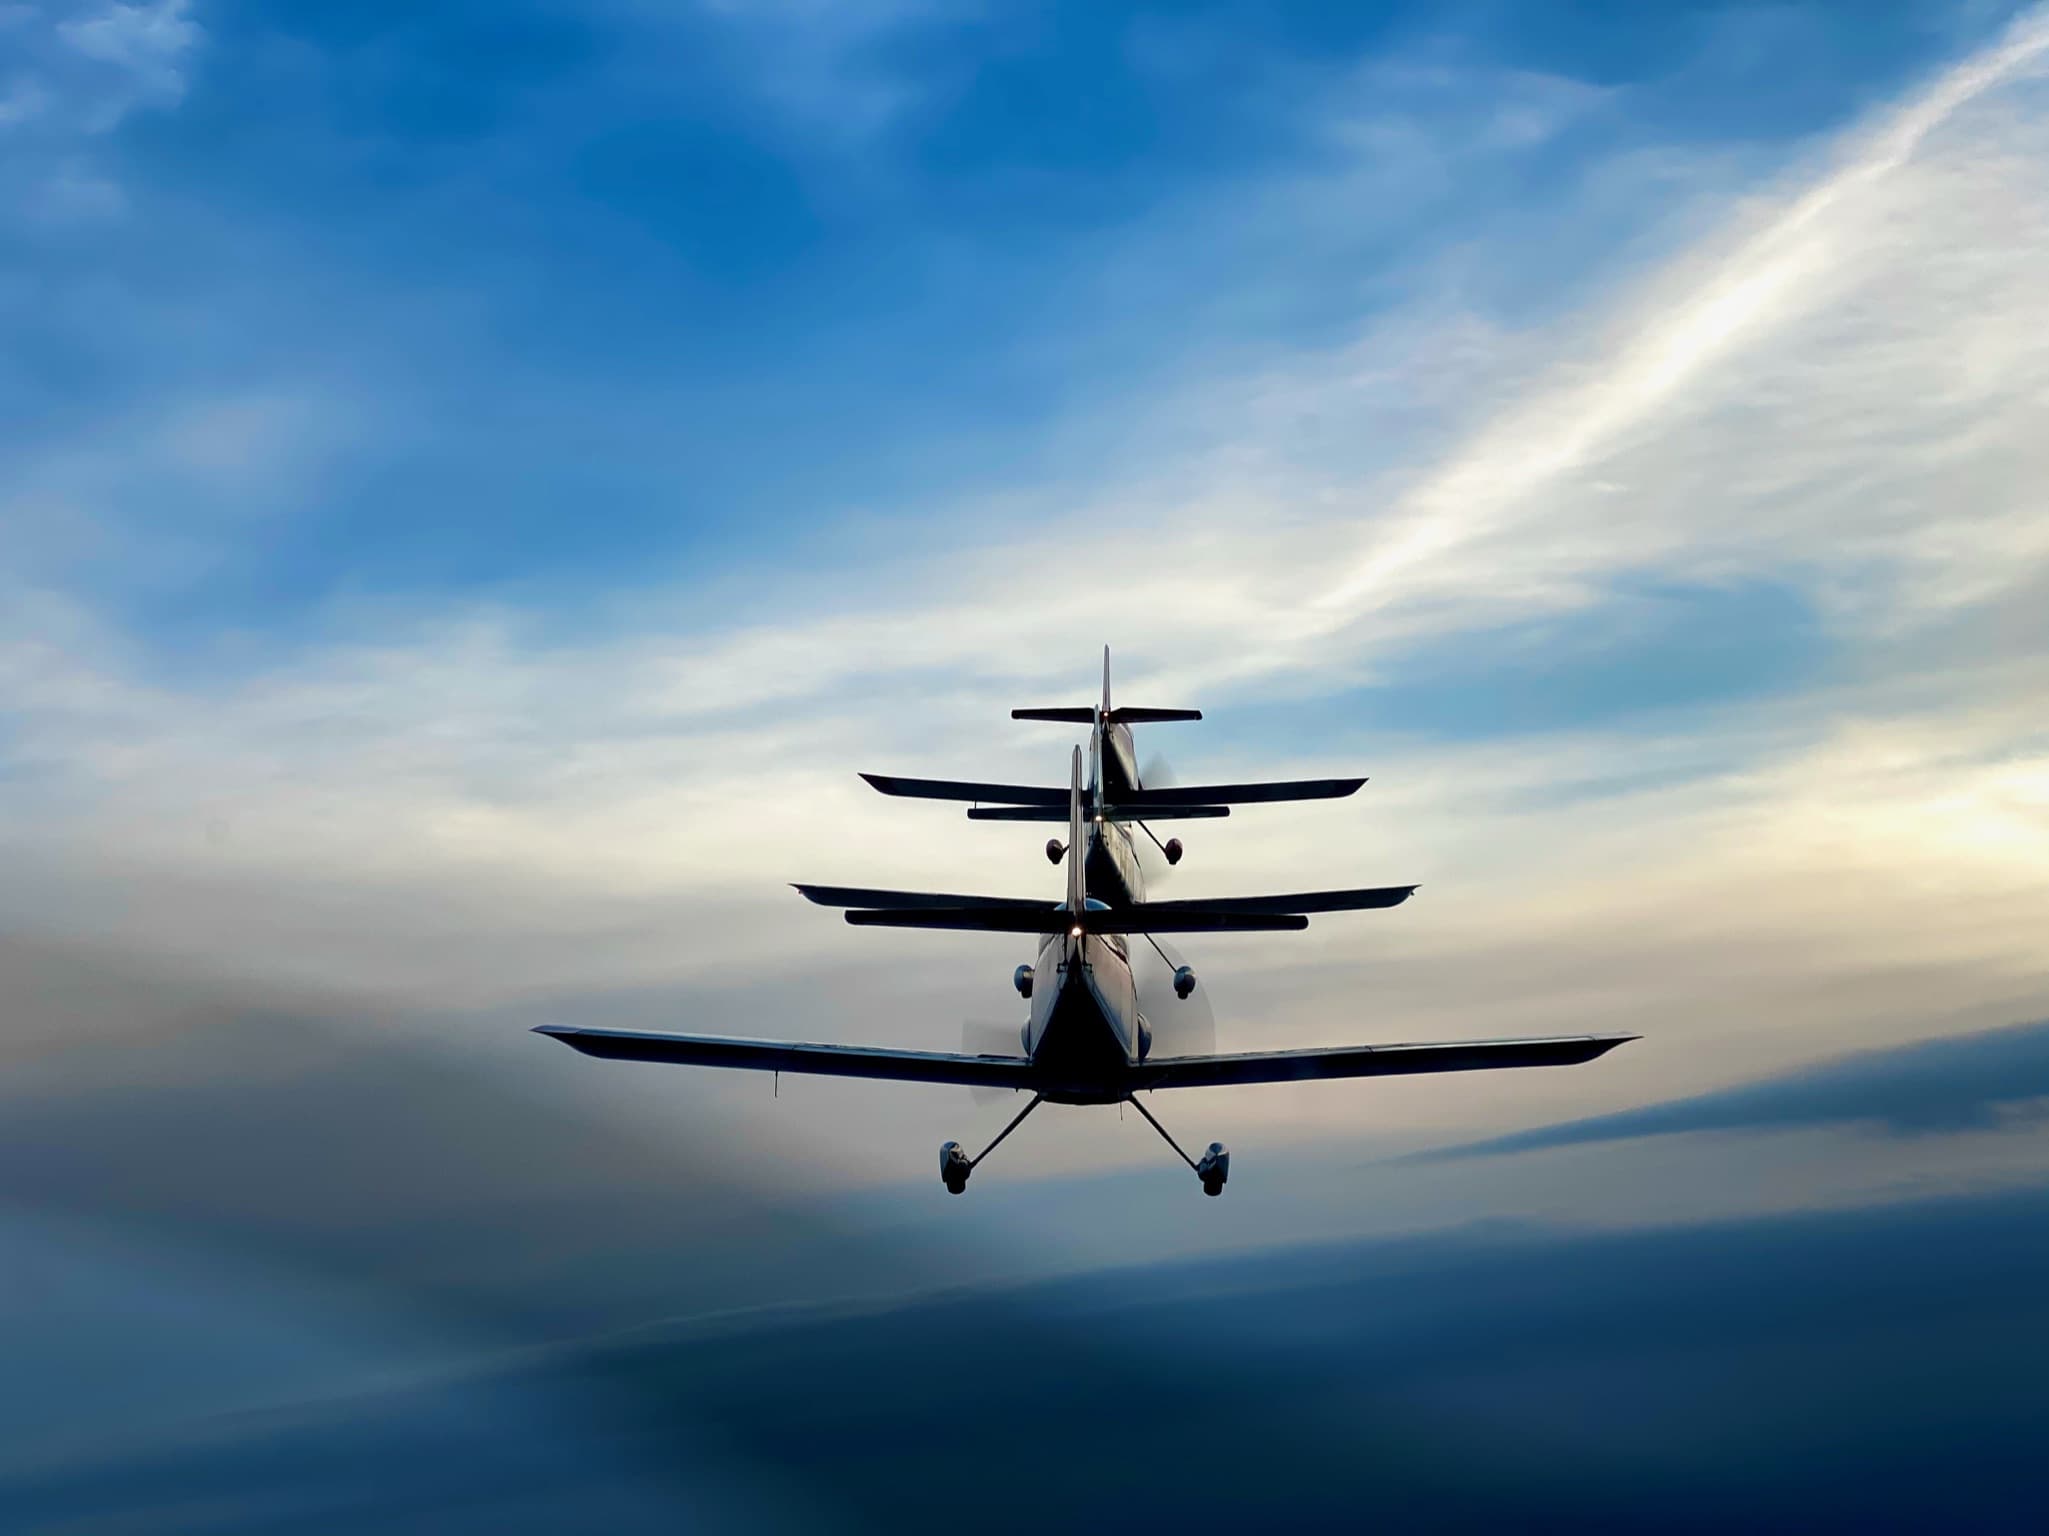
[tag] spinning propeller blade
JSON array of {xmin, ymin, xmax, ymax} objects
[
  {"xmin": 1133, "ymin": 933, "xmax": 1217, "ymax": 1061},
  {"xmin": 960, "ymin": 1020, "xmax": 1029, "ymax": 1106},
  {"xmin": 1135, "ymin": 750, "xmax": 1182, "ymax": 888}
]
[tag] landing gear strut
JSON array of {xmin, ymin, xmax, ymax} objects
[
  {"xmin": 1127, "ymin": 1094, "xmax": 1230, "ymax": 1196},
  {"xmin": 940, "ymin": 1094, "xmax": 1044, "ymax": 1194}
]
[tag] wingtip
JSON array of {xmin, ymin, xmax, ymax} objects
[{"xmin": 532, "ymin": 1023, "xmax": 576, "ymax": 1039}]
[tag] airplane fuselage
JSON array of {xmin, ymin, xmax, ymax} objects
[
  {"xmin": 1024, "ymin": 926, "xmax": 1145, "ymax": 1104},
  {"xmin": 1083, "ymin": 717, "xmax": 1149, "ymax": 908},
  {"xmin": 1083, "ymin": 818, "xmax": 1146, "ymax": 908}
]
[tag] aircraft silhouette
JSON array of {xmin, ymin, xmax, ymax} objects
[{"xmin": 539, "ymin": 651, "xmax": 1634, "ymax": 1195}]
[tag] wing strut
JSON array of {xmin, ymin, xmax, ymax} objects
[
  {"xmin": 1126, "ymin": 1093, "xmax": 1230, "ymax": 1194},
  {"xmin": 1126, "ymin": 1094, "xmax": 1197, "ymax": 1171}
]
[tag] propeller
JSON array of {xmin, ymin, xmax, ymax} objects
[
  {"xmin": 1134, "ymin": 751, "xmax": 1184, "ymax": 889},
  {"xmin": 1132, "ymin": 932, "xmax": 1217, "ymax": 1060},
  {"xmin": 960, "ymin": 1019, "xmax": 1029, "ymax": 1106}
]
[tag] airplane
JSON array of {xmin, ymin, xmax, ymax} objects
[
  {"xmin": 859, "ymin": 646, "xmax": 1369, "ymax": 911},
  {"xmin": 537, "ymin": 655, "xmax": 1636, "ymax": 1197}
]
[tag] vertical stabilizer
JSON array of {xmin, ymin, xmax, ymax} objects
[
  {"xmin": 1092, "ymin": 645, "xmax": 1111, "ymax": 818},
  {"xmin": 1066, "ymin": 745, "xmax": 1086, "ymax": 913}
]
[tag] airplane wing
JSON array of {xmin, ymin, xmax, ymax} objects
[
  {"xmin": 1130, "ymin": 1033, "xmax": 1637, "ymax": 1089},
  {"xmin": 861, "ymin": 774, "xmax": 1364, "ymax": 809},
  {"xmin": 965, "ymin": 804, "xmax": 1231, "ymax": 822},
  {"xmin": 859, "ymin": 773, "xmax": 1065, "ymax": 806},
  {"xmin": 805, "ymin": 886, "xmax": 1400, "ymax": 932},
  {"xmin": 842, "ymin": 906, "xmax": 1308, "ymax": 934},
  {"xmin": 801, "ymin": 887, "xmax": 1412, "ymax": 916},
  {"xmin": 534, "ymin": 1024, "xmax": 1038, "ymax": 1090},
  {"xmin": 1124, "ymin": 777, "xmax": 1366, "ymax": 807},
  {"xmin": 793, "ymin": 884, "xmax": 1049, "ymax": 911},
  {"xmin": 1140, "ymin": 884, "xmax": 1417, "ymax": 915}
]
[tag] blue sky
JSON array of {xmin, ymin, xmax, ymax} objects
[
  {"xmin": 8, "ymin": 0, "xmax": 2031, "ymax": 657},
  {"xmin": 6, "ymin": 3, "xmax": 2049, "ymax": 1480}
]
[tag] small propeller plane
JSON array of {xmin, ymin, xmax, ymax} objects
[{"xmin": 537, "ymin": 653, "xmax": 1635, "ymax": 1196}]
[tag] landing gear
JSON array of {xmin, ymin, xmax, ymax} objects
[
  {"xmin": 938, "ymin": 1094, "xmax": 1043, "ymax": 1195},
  {"xmin": 940, "ymin": 1141, "xmax": 972, "ymax": 1194},
  {"xmin": 1128, "ymin": 1094, "xmax": 1230, "ymax": 1198}
]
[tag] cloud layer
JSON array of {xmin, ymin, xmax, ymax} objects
[{"xmin": 1418, "ymin": 1017, "xmax": 2049, "ymax": 1160}]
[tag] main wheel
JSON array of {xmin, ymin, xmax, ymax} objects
[
  {"xmin": 945, "ymin": 1176, "xmax": 968, "ymax": 1195},
  {"xmin": 1201, "ymin": 1176, "xmax": 1224, "ymax": 1197}
]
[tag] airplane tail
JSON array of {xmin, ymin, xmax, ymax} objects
[
  {"xmin": 1011, "ymin": 646, "xmax": 1203, "ymax": 725},
  {"xmin": 862, "ymin": 646, "xmax": 1364, "ymax": 821}
]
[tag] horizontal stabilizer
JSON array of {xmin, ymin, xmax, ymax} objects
[
  {"xmin": 1010, "ymin": 706, "xmax": 1202, "ymax": 724},
  {"xmin": 794, "ymin": 884, "xmax": 1047, "ymax": 911},
  {"xmin": 1142, "ymin": 885, "xmax": 1416, "ymax": 916},
  {"xmin": 860, "ymin": 773, "xmax": 1065, "ymax": 806},
  {"xmin": 535, "ymin": 1025, "xmax": 1037, "ymax": 1090},
  {"xmin": 865, "ymin": 774, "xmax": 1361, "ymax": 809},
  {"xmin": 965, "ymin": 803, "xmax": 1230, "ymax": 822},
  {"xmin": 842, "ymin": 906, "xmax": 1308, "ymax": 935},
  {"xmin": 1132, "ymin": 1034, "xmax": 1637, "ymax": 1090},
  {"xmin": 1127, "ymin": 777, "xmax": 1366, "ymax": 807}
]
